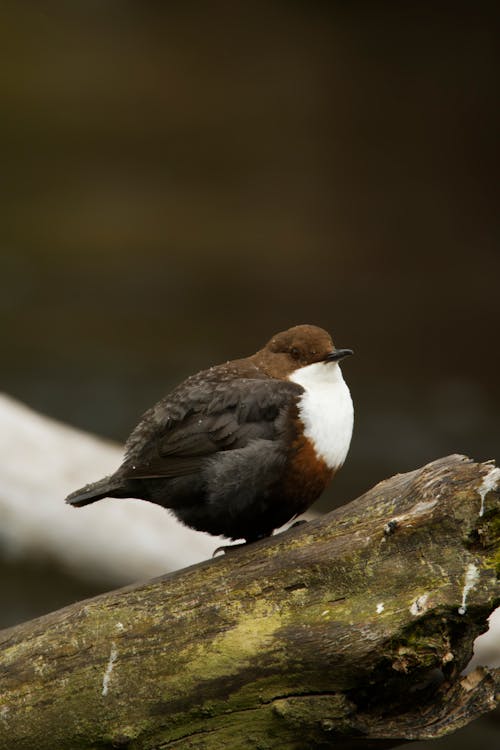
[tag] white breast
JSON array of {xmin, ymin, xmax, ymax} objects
[{"xmin": 289, "ymin": 361, "xmax": 354, "ymax": 471}]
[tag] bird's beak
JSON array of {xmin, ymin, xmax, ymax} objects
[{"xmin": 323, "ymin": 348, "xmax": 354, "ymax": 362}]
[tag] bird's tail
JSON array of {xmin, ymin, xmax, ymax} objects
[{"xmin": 65, "ymin": 474, "xmax": 133, "ymax": 508}]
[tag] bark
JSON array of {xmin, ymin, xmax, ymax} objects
[{"xmin": 0, "ymin": 454, "xmax": 499, "ymax": 750}]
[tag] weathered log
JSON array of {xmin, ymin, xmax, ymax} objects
[{"xmin": 0, "ymin": 455, "xmax": 499, "ymax": 749}]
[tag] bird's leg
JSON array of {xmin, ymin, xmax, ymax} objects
[
  {"xmin": 213, "ymin": 521, "xmax": 310, "ymax": 555},
  {"xmin": 275, "ymin": 518, "xmax": 309, "ymax": 537},
  {"xmin": 212, "ymin": 533, "xmax": 269, "ymax": 557},
  {"xmin": 289, "ymin": 519, "xmax": 309, "ymax": 529},
  {"xmin": 212, "ymin": 542, "xmax": 248, "ymax": 557}
]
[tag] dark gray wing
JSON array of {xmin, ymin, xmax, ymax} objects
[{"xmin": 121, "ymin": 377, "xmax": 303, "ymax": 480}]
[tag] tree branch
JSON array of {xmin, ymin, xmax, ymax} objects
[{"xmin": 0, "ymin": 455, "xmax": 499, "ymax": 749}]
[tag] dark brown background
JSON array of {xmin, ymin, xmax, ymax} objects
[{"xmin": 0, "ymin": 2, "xmax": 498, "ymax": 746}]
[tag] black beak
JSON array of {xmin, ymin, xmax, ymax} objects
[{"xmin": 324, "ymin": 348, "xmax": 354, "ymax": 362}]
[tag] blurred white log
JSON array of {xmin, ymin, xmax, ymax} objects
[{"xmin": 0, "ymin": 394, "xmax": 221, "ymax": 584}]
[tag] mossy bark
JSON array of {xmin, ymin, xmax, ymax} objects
[{"xmin": 0, "ymin": 455, "xmax": 499, "ymax": 749}]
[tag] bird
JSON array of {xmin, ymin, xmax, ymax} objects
[{"xmin": 66, "ymin": 324, "xmax": 354, "ymax": 544}]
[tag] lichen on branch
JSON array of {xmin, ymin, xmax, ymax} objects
[{"xmin": 0, "ymin": 455, "xmax": 499, "ymax": 750}]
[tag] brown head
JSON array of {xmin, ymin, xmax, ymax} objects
[{"xmin": 252, "ymin": 324, "xmax": 353, "ymax": 379}]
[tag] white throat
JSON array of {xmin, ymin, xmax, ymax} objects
[{"xmin": 289, "ymin": 361, "xmax": 354, "ymax": 470}]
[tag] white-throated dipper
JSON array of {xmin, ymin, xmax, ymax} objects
[{"xmin": 66, "ymin": 325, "xmax": 354, "ymax": 543}]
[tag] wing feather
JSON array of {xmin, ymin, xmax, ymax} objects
[{"xmin": 122, "ymin": 378, "xmax": 302, "ymax": 480}]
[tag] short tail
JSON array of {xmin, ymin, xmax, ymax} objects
[{"xmin": 65, "ymin": 474, "xmax": 132, "ymax": 508}]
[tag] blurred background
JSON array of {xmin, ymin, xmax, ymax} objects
[{"xmin": 0, "ymin": 1, "xmax": 498, "ymax": 745}]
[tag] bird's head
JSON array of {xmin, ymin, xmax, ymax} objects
[{"xmin": 254, "ymin": 324, "xmax": 353, "ymax": 379}]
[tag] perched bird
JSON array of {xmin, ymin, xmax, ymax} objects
[{"xmin": 66, "ymin": 325, "xmax": 354, "ymax": 543}]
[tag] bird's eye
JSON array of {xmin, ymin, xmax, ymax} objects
[{"xmin": 290, "ymin": 347, "xmax": 300, "ymax": 359}]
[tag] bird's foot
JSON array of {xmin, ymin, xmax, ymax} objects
[
  {"xmin": 289, "ymin": 519, "xmax": 308, "ymax": 529},
  {"xmin": 212, "ymin": 541, "xmax": 249, "ymax": 557},
  {"xmin": 276, "ymin": 519, "xmax": 309, "ymax": 536},
  {"xmin": 212, "ymin": 533, "xmax": 270, "ymax": 556}
]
